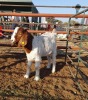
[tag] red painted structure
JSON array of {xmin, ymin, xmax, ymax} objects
[{"xmin": 0, "ymin": 26, "xmax": 4, "ymax": 37}]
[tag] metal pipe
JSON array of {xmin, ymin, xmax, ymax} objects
[
  {"xmin": 0, "ymin": 4, "xmax": 88, "ymax": 8},
  {"xmin": 0, "ymin": 12, "xmax": 88, "ymax": 18},
  {"xmin": 70, "ymin": 8, "xmax": 88, "ymax": 18},
  {"xmin": 1, "ymin": 29, "xmax": 88, "ymax": 34}
]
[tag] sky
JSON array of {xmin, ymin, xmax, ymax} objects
[{"xmin": 32, "ymin": 0, "xmax": 88, "ymax": 22}]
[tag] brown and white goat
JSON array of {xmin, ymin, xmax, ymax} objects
[{"xmin": 11, "ymin": 27, "xmax": 57, "ymax": 81}]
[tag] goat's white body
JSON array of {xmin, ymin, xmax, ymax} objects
[
  {"xmin": 26, "ymin": 32, "xmax": 56, "ymax": 61},
  {"xmin": 25, "ymin": 32, "xmax": 57, "ymax": 81}
]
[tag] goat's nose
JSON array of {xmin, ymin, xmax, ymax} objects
[
  {"xmin": 11, "ymin": 40, "xmax": 13, "ymax": 43},
  {"xmin": 10, "ymin": 40, "xmax": 14, "ymax": 45},
  {"xmin": 11, "ymin": 40, "xmax": 14, "ymax": 46}
]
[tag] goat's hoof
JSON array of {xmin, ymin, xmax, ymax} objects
[
  {"xmin": 46, "ymin": 66, "xmax": 50, "ymax": 69},
  {"xmin": 52, "ymin": 70, "xmax": 55, "ymax": 73},
  {"xmin": 24, "ymin": 74, "xmax": 29, "ymax": 78},
  {"xmin": 34, "ymin": 76, "xmax": 40, "ymax": 81}
]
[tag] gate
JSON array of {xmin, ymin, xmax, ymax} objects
[{"xmin": 65, "ymin": 8, "xmax": 88, "ymax": 99}]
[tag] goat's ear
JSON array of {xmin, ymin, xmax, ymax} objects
[{"xmin": 18, "ymin": 33, "xmax": 28, "ymax": 47}]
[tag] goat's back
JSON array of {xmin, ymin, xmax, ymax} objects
[{"xmin": 32, "ymin": 32, "xmax": 56, "ymax": 56}]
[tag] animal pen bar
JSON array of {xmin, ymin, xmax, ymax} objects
[
  {"xmin": 0, "ymin": 4, "xmax": 88, "ymax": 8},
  {"xmin": 0, "ymin": 12, "xmax": 88, "ymax": 34},
  {"xmin": 65, "ymin": 8, "xmax": 88, "ymax": 62},
  {"xmin": 1, "ymin": 29, "xmax": 88, "ymax": 35},
  {"xmin": 0, "ymin": 12, "xmax": 88, "ymax": 18}
]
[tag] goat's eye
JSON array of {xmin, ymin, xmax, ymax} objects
[
  {"xmin": 16, "ymin": 33, "xmax": 22, "ymax": 37},
  {"xmin": 19, "ymin": 33, "xmax": 22, "ymax": 35}
]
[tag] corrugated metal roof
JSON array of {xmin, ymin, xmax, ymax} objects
[{"xmin": 0, "ymin": 0, "xmax": 32, "ymax": 2}]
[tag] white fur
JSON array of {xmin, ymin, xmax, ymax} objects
[
  {"xmin": 57, "ymin": 34, "xmax": 67, "ymax": 39},
  {"xmin": 11, "ymin": 27, "xmax": 57, "ymax": 81},
  {"xmin": 11, "ymin": 27, "xmax": 19, "ymax": 42}
]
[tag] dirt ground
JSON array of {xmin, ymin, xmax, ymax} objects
[{"xmin": 0, "ymin": 38, "xmax": 88, "ymax": 100}]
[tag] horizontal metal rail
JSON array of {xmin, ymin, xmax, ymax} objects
[
  {"xmin": 1, "ymin": 29, "xmax": 88, "ymax": 34},
  {"xmin": 0, "ymin": 12, "xmax": 88, "ymax": 18},
  {"xmin": 69, "ymin": 8, "xmax": 88, "ymax": 18},
  {"xmin": 1, "ymin": 21, "xmax": 88, "ymax": 27},
  {"xmin": 0, "ymin": 4, "xmax": 88, "ymax": 8},
  {"xmin": 69, "ymin": 40, "xmax": 88, "ymax": 51}
]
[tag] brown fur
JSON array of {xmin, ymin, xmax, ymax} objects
[{"xmin": 15, "ymin": 27, "xmax": 34, "ymax": 53}]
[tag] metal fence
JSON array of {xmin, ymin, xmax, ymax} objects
[{"xmin": 65, "ymin": 8, "xmax": 88, "ymax": 99}]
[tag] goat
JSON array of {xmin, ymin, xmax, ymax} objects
[{"xmin": 11, "ymin": 27, "xmax": 57, "ymax": 81}]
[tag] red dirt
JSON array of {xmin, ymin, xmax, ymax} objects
[{"xmin": 0, "ymin": 39, "xmax": 88, "ymax": 100}]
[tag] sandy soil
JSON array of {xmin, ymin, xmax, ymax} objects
[{"xmin": 0, "ymin": 38, "xmax": 88, "ymax": 100}]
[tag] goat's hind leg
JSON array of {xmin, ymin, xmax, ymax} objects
[
  {"xmin": 24, "ymin": 61, "xmax": 32, "ymax": 78},
  {"xmin": 47, "ymin": 55, "xmax": 52, "ymax": 69},
  {"xmin": 52, "ymin": 47, "xmax": 57, "ymax": 73},
  {"xmin": 52, "ymin": 53, "xmax": 56, "ymax": 73}
]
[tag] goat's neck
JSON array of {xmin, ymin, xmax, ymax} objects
[
  {"xmin": 23, "ymin": 47, "xmax": 31, "ymax": 53},
  {"xmin": 24, "ymin": 33, "xmax": 34, "ymax": 53}
]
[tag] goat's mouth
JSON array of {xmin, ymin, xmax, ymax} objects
[{"xmin": 11, "ymin": 41, "xmax": 18, "ymax": 46}]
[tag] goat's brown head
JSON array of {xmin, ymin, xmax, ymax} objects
[
  {"xmin": 11, "ymin": 27, "xmax": 28, "ymax": 47},
  {"xmin": 11, "ymin": 27, "xmax": 34, "ymax": 53}
]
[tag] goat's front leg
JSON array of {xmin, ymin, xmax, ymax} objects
[
  {"xmin": 24, "ymin": 61, "xmax": 32, "ymax": 78},
  {"xmin": 34, "ymin": 61, "xmax": 40, "ymax": 81}
]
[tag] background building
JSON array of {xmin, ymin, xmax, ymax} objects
[{"xmin": 0, "ymin": 0, "xmax": 39, "ymax": 22}]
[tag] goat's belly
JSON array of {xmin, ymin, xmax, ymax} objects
[
  {"xmin": 39, "ymin": 47, "xmax": 52, "ymax": 57},
  {"xmin": 26, "ymin": 47, "xmax": 52, "ymax": 62}
]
